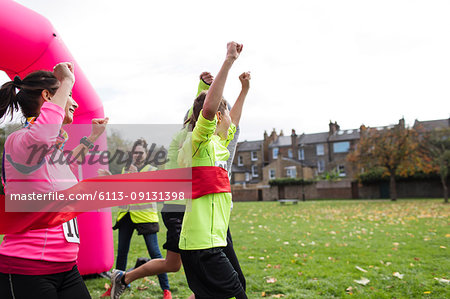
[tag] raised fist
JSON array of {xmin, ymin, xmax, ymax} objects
[
  {"xmin": 199, "ymin": 72, "xmax": 214, "ymax": 85},
  {"xmin": 239, "ymin": 72, "xmax": 251, "ymax": 90},
  {"xmin": 53, "ymin": 62, "xmax": 75, "ymax": 84},
  {"xmin": 226, "ymin": 42, "xmax": 243, "ymax": 61}
]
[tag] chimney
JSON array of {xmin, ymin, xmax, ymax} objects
[
  {"xmin": 291, "ymin": 129, "xmax": 298, "ymax": 159},
  {"xmin": 329, "ymin": 121, "xmax": 340, "ymax": 135},
  {"xmin": 270, "ymin": 128, "xmax": 277, "ymax": 139},
  {"xmin": 264, "ymin": 129, "xmax": 278, "ymax": 165}
]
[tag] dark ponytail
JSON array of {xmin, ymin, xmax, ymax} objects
[
  {"xmin": 184, "ymin": 91, "xmax": 228, "ymax": 131},
  {"xmin": 0, "ymin": 80, "xmax": 19, "ymax": 121},
  {"xmin": 0, "ymin": 71, "xmax": 59, "ymax": 122}
]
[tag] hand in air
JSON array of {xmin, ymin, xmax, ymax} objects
[
  {"xmin": 199, "ymin": 72, "xmax": 214, "ymax": 85},
  {"xmin": 53, "ymin": 62, "xmax": 75, "ymax": 84},
  {"xmin": 239, "ymin": 72, "xmax": 251, "ymax": 90},
  {"xmin": 226, "ymin": 42, "xmax": 243, "ymax": 61},
  {"xmin": 91, "ymin": 117, "xmax": 109, "ymax": 140}
]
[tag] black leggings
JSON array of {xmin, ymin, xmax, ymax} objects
[
  {"xmin": 224, "ymin": 228, "xmax": 246, "ymax": 291},
  {"xmin": 0, "ymin": 265, "xmax": 91, "ymax": 299}
]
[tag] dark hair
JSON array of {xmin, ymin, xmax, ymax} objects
[
  {"xmin": 0, "ymin": 71, "xmax": 59, "ymax": 121},
  {"xmin": 184, "ymin": 91, "xmax": 228, "ymax": 131},
  {"xmin": 125, "ymin": 138, "xmax": 148, "ymax": 171},
  {"xmin": 131, "ymin": 138, "xmax": 148, "ymax": 153}
]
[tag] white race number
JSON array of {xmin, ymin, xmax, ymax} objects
[{"xmin": 62, "ymin": 218, "xmax": 80, "ymax": 243}]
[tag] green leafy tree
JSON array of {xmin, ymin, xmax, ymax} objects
[
  {"xmin": 319, "ymin": 168, "xmax": 341, "ymax": 182},
  {"xmin": 107, "ymin": 129, "xmax": 132, "ymax": 174}
]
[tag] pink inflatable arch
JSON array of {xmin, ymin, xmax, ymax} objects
[{"xmin": 0, "ymin": 0, "xmax": 113, "ymax": 275}]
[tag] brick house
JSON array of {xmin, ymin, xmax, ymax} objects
[
  {"xmin": 262, "ymin": 129, "xmax": 315, "ymax": 183},
  {"xmin": 261, "ymin": 157, "xmax": 315, "ymax": 185},
  {"xmin": 262, "ymin": 122, "xmax": 361, "ymax": 180},
  {"xmin": 231, "ymin": 140, "xmax": 264, "ymax": 185},
  {"xmin": 266, "ymin": 130, "xmax": 292, "ymax": 164},
  {"xmin": 297, "ymin": 121, "xmax": 360, "ymax": 178}
]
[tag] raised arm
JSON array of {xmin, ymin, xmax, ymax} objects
[
  {"xmin": 202, "ymin": 42, "xmax": 242, "ymax": 121},
  {"xmin": 184, "ymin": 72, "xmax": 215, "ymax": 124},
  {"xmin": 51, "ymin": 62, "xmax": 75, "ymax": 110},
  {"xmin": 230, "ymin": 72, "xmax": 251, "ymax": 126},
  {"xmin": 196, "ymin": 71, "xmax": 214, "ymax": 97}
]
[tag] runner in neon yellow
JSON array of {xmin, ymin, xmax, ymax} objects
[
  {"xmin": 178, "ymin": 42, "xmax": 251, "ymax": 299},
  {"xmin": 110, "ymin": 73, "xmax": 214, "ymax": 299}
]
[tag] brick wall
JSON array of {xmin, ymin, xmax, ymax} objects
[
  {"xmin": 232, "ymin": 188, "xmax": 261, "ymax": 201},
  {"xmin": 359, "ymin": 179, "xmax": 446, "ymax": 199}
]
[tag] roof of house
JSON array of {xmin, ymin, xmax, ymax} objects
[
  {"xmin": 268, "ymin": 136, "xmax": 292, "ymax": 148},
  {"xmin": 297, "ymin": 132, "xmax": 328, "ymax": 145},
  {"xmin": 237, "ymin": 140, "xmax": 263, "ymax": 152},
  {"xmin": 328, "ymin": 129, "xmax": 360, "ymax": 142},
  {"xmin": 281, "ymin": 157, "xmax": 303, "ymax": 165},
  {"xmin": 295, "ymin": 128, "xmax": 360, "ymax": 145},
  {"xmin": 282, "ymin": 157, "xmax": 318, "ymax": 168},
  {"xmin": 414, "ymin": 118, "xmax": 450, "ymax": 131}
]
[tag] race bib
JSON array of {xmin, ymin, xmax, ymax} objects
[
  {"xmin": 215, "ymin": 161, "xmax": 227, "ymax": 171},
  {"xmin": 62, "ymin": 218, "xmax": 80, "ymax": 243}
]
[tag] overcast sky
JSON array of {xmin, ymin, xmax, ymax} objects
[{"xmin": 1, "ymin": 0, "xmax": 449, "ymax": 141}]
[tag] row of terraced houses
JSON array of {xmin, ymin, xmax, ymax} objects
[{"xmin": 230, "ymin": 118, "xmax": 449, "ymax": 200}]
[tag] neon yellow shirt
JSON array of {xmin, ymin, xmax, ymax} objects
[
  {"xmin": 178, "ymin": 111, "xmax": 236, "ymax": 250},
  {"xmin": 117, "ymin": 164, "xmax": 159, "ymax": 223}
]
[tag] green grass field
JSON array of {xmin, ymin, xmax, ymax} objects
[{"xmin": 82, "ymin": 199, "xmax": 449, "ymax": 299}]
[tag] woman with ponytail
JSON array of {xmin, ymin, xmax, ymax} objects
[{"xmin": 0, "ymin": 63, "xmax": 108, "ymax": 299}]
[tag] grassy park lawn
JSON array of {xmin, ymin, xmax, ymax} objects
[
  {"xmin": 82, "ymin": 200, "xmax": 450, "ymax": 298},
  {"xmin": 83, "ymin": 199, "xmax": 448, "ymax": 298}
]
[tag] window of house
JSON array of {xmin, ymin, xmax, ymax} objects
[
  {"xmin": 316, "ymin": 144, "xmax": 324, "ymax": 156},
  {"xmin": 286, "ymin": 166, "xmax": 297, "ymax": 178},
  {"xmin": 317, "ymin": 159, "xmax": 325, "ymax": 173},
  {"xmin": 238, "ymin": 155, "xmax": 243, "ymax": 166},
  {"xmin": 333, "ymin": 141, "xmax": 350, "ymax": 153},
  {"xmin": 288, "ymin": 149, "xmax": 293, "ymax": 158},
  {"xmin": 298, "ymin": 148, "xmax": 305, "ymax": 160},
  {"xmin": 273, "ymin": 147, "xmax": 279, "ymax": 159},
  {"xmin": 245, "ymin": 172, "xmax": 250, "ymax": 182},
  {"xmin": 269, "ymin": 169, "xmax": 276, "ymax": 180},
  {"xmin": 251, "ymin": 151, "xmax": 258, "ymax": 161},
  {"xmin": 338, "ymin": 164, "xmax": 346, "ymax": 177},
  {"xmin": 252, "ymin": 165, "xmax": 258, "ymax": 177}
]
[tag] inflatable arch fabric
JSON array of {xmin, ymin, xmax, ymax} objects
[{"xmin": 0, "ymin": 0, "xmax": 113, "ymax": 275}]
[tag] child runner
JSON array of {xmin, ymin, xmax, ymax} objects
[
  {"xmin": 109, "ymin": 73, "xmax": 213, "ymax": 299},
  {"xmin": 111, "ymin": 63, "xmax": 249, "ymax": 298},
  {"xmin": 178, "ymin": 41, "xmax": 250, "ymax": 299}
]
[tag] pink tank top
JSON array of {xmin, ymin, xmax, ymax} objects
[{"xmin": 0, "ymin": 102, "xmax": 79, "ymax": 268}]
